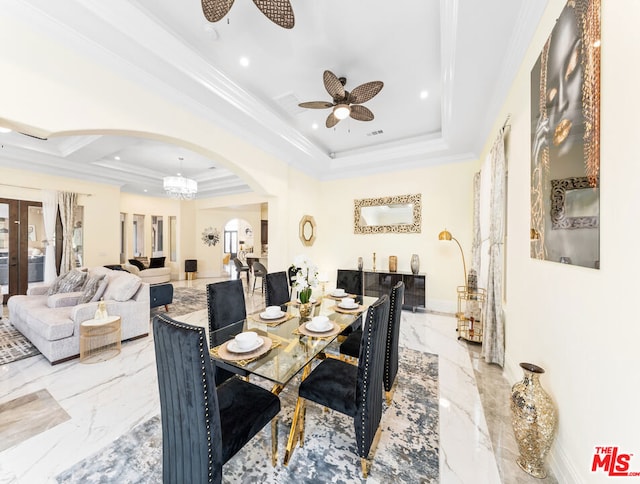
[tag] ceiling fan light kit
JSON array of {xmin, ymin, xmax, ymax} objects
[{"xmin": 333, "ymin": 104, "xmax": 351, "ymax": 120}]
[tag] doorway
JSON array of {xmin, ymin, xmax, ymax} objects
[{"xmin": 1, "ymin": 198, "xmax": 45, "ymax": 303}]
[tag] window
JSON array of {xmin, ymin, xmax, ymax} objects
[
  {"xmin": 133, "ymin": 214, "xmax": 145, "ymax": 256},
  {"xmin": 224, "ymin": 230, "xmax": 238, "ymax": 254},
  {"xmin": 151, "ymin": 215, "xmax": 163, "ymax": 256},
  {"xmin": 169, "ymin": 216, "xmax": 177, "ymax": 262}
]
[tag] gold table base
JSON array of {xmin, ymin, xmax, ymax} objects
[{"xmin": 79, "ymin": 316, "xmax": 122, "ymax": 363}]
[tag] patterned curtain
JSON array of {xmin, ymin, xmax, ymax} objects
[
  {"xmin": 482, "ymin": 129, "xmax": 507, "ymax": 367},
  {"xmin": 470, "ymin": 172, "xmax": 481, "ymax": 277},
  {"xmin": 58, "ymin": 192, "xmax": 78, "ymax": 274},
  {"xmin": 41, "ymin": 190, "xmax": 58, "ymax": 283}
]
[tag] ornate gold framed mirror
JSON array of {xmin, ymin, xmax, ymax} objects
[
  {"xmin": 299, "ymin": 215, "xmax": 316, "ymax": 246},
  {"xmin": 354, "ymin": 193, "xmax": 421, "ymax": 234}
]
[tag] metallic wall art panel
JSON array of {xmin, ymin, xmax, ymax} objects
[
  {"xmin": 530, "ymin": 0, "xmax": 600, "ymax": 269},
  {"xmin": 354, "ymin": 194, "xmax": 421, "ymax": 234}
]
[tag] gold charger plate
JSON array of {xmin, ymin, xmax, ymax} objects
[
  {"xmin": 326, "ymin": 294, "xmax": 356, "ymax": 301},
  {"xmin": 252, "ymin": 313, "xmax": 294, "ymax": 327},
  {"xmin": 212, "ymin": 336, "xmax": 274, "ymax": 363},
  {"xmin": 331, "ymin": 304, "xmax": 364, "ymax": 314},
  {"xmin": 295, "ymin": 321, "xmax": 341, "ymax": 338}
]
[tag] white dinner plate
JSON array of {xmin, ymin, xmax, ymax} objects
[
  {"xmin": 331, "ymin": 292, "xmax": 347, "ymax": 298},
  {"xmin": 226, "ymin": 337, "xmax": 264, "ymax": 353},
  {"xmin": 260, "ymin": 310, "xmax": 285, "ymax": 320},
  {"xmin": 338, "ymin": 302, "xmax": 359, "ymax": 310},
  {"xmin": 305, "ymin": 321, "xmax": 333, "ymax": 333}
]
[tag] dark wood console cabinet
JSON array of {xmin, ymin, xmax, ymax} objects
[{"xmin": 338, "ymin": 269, "xmax": 426, "ymax": 311}]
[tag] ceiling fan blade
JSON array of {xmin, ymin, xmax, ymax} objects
[
  {"xmin": 253, "ymin": 0, "xmax": 295, "ymax": 29},
  {"xmin": 323, "ymin": 70, "xmax": 346, "ymax": 102},
  {"xmin": 348, "ymin": 81, "xmax": 384, "ymax": 104},
  {"xmin": 350, "ymin": 105, "xmax": 375, "ymax": 122},
  {"xmin": 201, "ymin": 0, "xmax": 234, "ymax": 22},
  {"xmin": 299, "ymin": 101, "xmax": 334, "ymax": 109},
  {"xmin": 326, "ymin": 112, "xmax": 340, "ymax": 128}
]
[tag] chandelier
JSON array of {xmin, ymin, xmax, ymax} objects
[{"xmin": 164, "ymin": 157, "xmax": 198, "ymax": 199}]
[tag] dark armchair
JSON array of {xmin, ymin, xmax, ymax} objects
[
  {"xmin": 340, "ymin": 280, "xmax": 405, "ymax": 405},
  {"xmin": 284, "ymin": 295, "xmax": 390, "ymax": 478},
  {"xmin": 153, "ymin": 314, "xmax": 281, "ymax": 483}
]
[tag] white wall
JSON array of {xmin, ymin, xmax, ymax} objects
[
  {"xmin": 479, "ymin": 1, "xmax": 640, "ymax": 481},
  {"xmin": 0, "ymin": 167, "xmax": 120, "ymax": 268},
  {"xmin": 316, "ymin": 161, "xmax": 478, "ymax": 309}
]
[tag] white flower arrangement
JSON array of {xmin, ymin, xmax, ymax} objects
[{"xmin": 290, "ymin": 255, "xmax": 319, "ymax": 303}]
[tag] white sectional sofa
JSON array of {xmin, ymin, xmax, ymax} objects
[
  {"xmin": 8, "ymin": 267, "xmax": 150, "ymax": 364},
  {"xmin": 122, "ymin": 263, "xmax": 171, "ymax": 284}
]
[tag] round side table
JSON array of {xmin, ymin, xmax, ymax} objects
[{"xmin": 80, "ymin": 315, "xmax": 122, "ymax": 363}]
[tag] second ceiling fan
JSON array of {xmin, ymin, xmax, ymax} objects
[
  {"xmin": 299, "ymin": 70, "xmax": 384, "ymax": 128},
  {"xmin": 201, "ymin": 0, "xmax": 295, "ymax": 29}
]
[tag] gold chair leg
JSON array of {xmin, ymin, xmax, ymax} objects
[
  {"xmin": 271, "ymin": 417, "xmax": 278, "ymax": 467},
  {"xmin": 361, "ymin": 458, "xmax": 371, "ymax": 479},
  {"xmin": 385, "ymin": 380, "xmax": 398, "ymax": 406},
  {"xmin": 360, "ymin": 426, "xmax": 383, "ymax": 478}
]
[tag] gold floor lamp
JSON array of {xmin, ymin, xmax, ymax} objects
[{"xmin": 438, "ymin": 229, "xmax": 467, "ymax": 288}]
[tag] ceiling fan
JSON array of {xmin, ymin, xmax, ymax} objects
[
  {"xmin": 201, "ymin": 0, "xmax": 295, "ymax": 29},
  {"xmin": 299, "ymin": 70, "xmax": 384, "ymax": 128}
]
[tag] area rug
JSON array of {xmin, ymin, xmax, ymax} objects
[
  {"xmin": 150, "ymin": 286, "xmax": 208, "ymax": 318},
  {"xmin": 0, "ymin": 389, "xmax": 70, "ymax": 452},
  {"xmin": 0, "ymin": 317, "xmax": 40, "ymax": 365},
  {"xmin": 56, "ymin": 349, "xmax": 439, "ymax": 483}
]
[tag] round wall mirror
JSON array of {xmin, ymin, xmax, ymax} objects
[{"xmin": 299, "ymin": 215, "xmax": 316, "ymax": 246}]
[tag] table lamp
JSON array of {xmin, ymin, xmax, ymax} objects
[{"xmin": 438, "ymin": 229, "xmax": 467, "ymax": 287}]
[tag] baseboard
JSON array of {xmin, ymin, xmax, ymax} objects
[
  {"xmin": 426, "ymin": 298, "xmax": 456, "ymax": 314},
  {"xmin": 549, "ymin": 438, "xmax": 582, "ymax": 484}
]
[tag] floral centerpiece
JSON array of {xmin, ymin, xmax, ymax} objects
[{"xmin": 290, "ymin": 255, "xmax": 318, "ymax": 304}]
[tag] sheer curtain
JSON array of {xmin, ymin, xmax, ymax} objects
[
  {"xmin": 59, "ymin": 192, "xmax": 78, "ymax": 273},
  {"xmin": 42, "ymin": 190, "xmax": 59, "ymax": 283},
  {"xmin": 482, "ymin": 129, "xmax": 507, "ymax": 367}
]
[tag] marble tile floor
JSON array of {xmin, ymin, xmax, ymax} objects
[{"xmin": 0, "ymin": 276, "xmax": 555, "ymax": 483}]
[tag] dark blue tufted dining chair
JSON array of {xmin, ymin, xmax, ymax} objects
[
  {"xmin": 153, "ymin": 314, "xmax": 281, "ymax": 484},
  {"xmin": 285, "ymin": 295, "xmax": 390, "ymax": 478},
  {"xmin": 206, "ymin": 279, "xmax": 247, "ymax": 384},
  {"xmin": 265, "ymin": 271, "xmax": 290, "ymax": 312},
  {"xmin": 339, "ymin": 280, "xmax": 405, "ymax": 405}
]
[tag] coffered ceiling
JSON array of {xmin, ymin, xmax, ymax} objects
[{"xmin": 0, "ymin": 0, "xmax": 547, "ymax": 199}]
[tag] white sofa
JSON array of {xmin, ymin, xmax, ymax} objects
[
  {"xmin": 8, "ymin": 267, "xmax": 150, "ymax": 364},
  {"xmin": 122, "ymin": 263, "xmax": 171, "ymax": 284}
]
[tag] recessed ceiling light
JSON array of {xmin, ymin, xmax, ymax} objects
[
  {"xmin": 312, "ymin": 123, "xmax": 319, "ymax": 130},
  {"xmin": 0, "ymin": 127, "xmax": 12, "ymax": 133},
  {"xmin": 114, "ymin": 156, "xmax": 121, "ymax": 160},
  {"xmin": 420, "ymin": 90, "xmax": 429, "ymax": 100},
  {"xmin": 239, "ymin": 57, "xmax": 250, "ymax": 67},
  {"xmin": 143, "ymin": 189, "xmax": 148, "ymax": 193}
]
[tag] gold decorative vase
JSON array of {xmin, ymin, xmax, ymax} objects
[
  {"xmin": 299, "ymin": 303, "xmax": 312, "ymax": 318},
  {"xmin": 510, "ymin": 362, "xmax": 558, "ymax": 479},
  {"xmin": 389, "ymin": 256, "xmax": 397, "ymax": 272}
]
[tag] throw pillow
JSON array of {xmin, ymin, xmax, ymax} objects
[
  {"xmin": 128, "ymin": 259, "xmax": 146, "ymax": 271},
  {"xmin": 47, "ymin": 273, "xmax": 69, "ymax": 295},
  {"xmin": 78, "ymin": 274, "xmax": 106, "ymax": 304},
  {"xmin": 103, "ymin": 272, "xmax": 142, "ymax": 302},
  {"xmin": 47, "ymin": 270, "xmax": 87, "ymax": 295},
  {"xmin": 122, "ymin": 263, "xmax": 140, "ymax": 275},
  {"xmin": 57, "ymin": 269, "xmax": 88, "ymax": 293},
  {"xmin": 149, "ymin": 256, "xmax": 166, "ymax": 269}
]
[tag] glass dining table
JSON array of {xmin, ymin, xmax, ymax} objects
[{"xmin": 208, "ymin": 294, "xmax": 377, "ymax": 392}]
